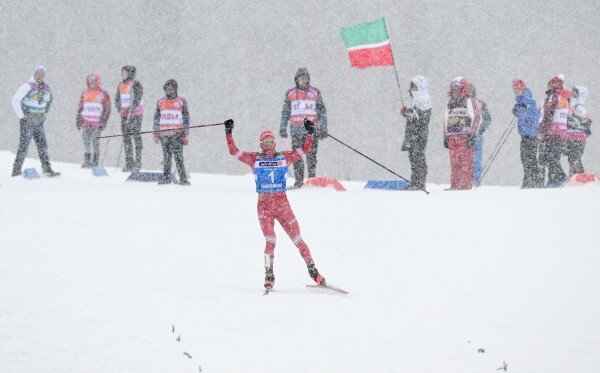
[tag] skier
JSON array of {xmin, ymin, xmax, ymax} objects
[
  {"xmin": 152, "ymin": 79, "xmax": 190, "ymax": 185},
  {"xmin": 443, "ymin": 78, "xmax": 481, "ymax": 190},
  {"xmin": 11, "ymin": 66, "xmax": 60, "ymax": 177},
  {"xmin": 115, "ymin": 65, "xmax": 143, "ymax": 172},
  {"xmin": 469, "ymin": 83, "xmax": 492, "ymax": 187},
  {"xmin": 279, "ymin": 68, "xmax": 328, "ymax": 188},
  {"xmin": 512, "ymin": 79, "xmax": 542, "ymax": 188},
  {"xmin": 539, "ymin": 75, "xmax": 570, "ymax": 187},
  {"xmin": 565, "ymin": 86, "xmax": 592, "ymax": 175},
  {"xmin": 400, "ymin": 75, "xmax": 431, "ymax": 190},
  {"xmin": 76, "ymin": 74, "xmax": 111, "ymax": 168},
  {"xmin": 225, "ymin": 118, "xmax": 326, "ymax": 292}
]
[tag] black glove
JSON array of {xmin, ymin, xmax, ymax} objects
[
  {"xmin": 304, "ymin": 118, "xmax": 315, "ymax": 135},
  {"xmin": 224, "ymin": 119, "xmax": 234, "ymax": 135},
  {"xmin": 279, "ymin": 128, "xmax": 288, "ymax": 138},
  {"xmin": 317, "ymin": 128, "xmax": 328, "ymax": 139},
  {"xmin": 467, "ymin": 134, "xmax": 476, "ymax": 149},
  {"xmin": 443, "ymin": 136, "xmax": 449, "ymax": 149},
  {"xmin": 76, "ymin": 120, "xmax": 82, "ymax": 131}
]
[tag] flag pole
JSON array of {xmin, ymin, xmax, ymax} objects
[{"xmin": 382, "ymin": 17, "xmax": 405, "ymax": 107}]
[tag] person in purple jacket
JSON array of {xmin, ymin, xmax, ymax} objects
[{"xmin": 512, "ymin": 79, "xmax": 542, "ymax": 188}]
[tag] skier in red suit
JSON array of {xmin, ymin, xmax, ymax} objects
[{"xmin": 224, "ymin": 118, "xmax": 326, "ymax": 292}]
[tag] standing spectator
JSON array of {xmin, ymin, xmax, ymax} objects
[
  {"xmin": 76, "ymin": 74, "xmax": 111, "ymax": 168},
  {"xmin": 469, "ymin": 83, "xmax": 492, "ymax": 187},
  {"xmin": 11, "ymin": 66, "xmax": 60, "ymax": 177},
  {"xmin": 565, "ymin": 86, "xmax": 592, "ymax": 175},
  {"xmin": 443, "ymin": 78, "xmax": 480, "ymax": 190},
  {"xmin": 539, "ymin": 75, "xmax": 570, "ymax": 187},
  {"xmin": 400, "ymin": 75, "xmax": 431, "ymax": 190},
  {"xmin": 512, "ymin": 79, "xmax": 542, "ymax": 188},
  {"xmin": 152, "ymin": 79, "xmax": 190, "ymax": 185},
  {"xmin": 115, "ymin": 65, "xmax": 143, "ymax": 172},
  {"xmin": 279, "ymin": 68, "xmax": 328, "ymax": 188}
]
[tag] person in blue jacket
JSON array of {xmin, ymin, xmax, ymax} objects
[{"xmin": 512, "ymin": 79, "xmax": 542, "ymax": 188}]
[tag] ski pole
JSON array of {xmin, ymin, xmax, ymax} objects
[
  {"xmin": 481, "ymin": 118, "xmax": 516, "ymax": 173},
  {"xmin": 98, "ymin": 122, "xmax": 225, "ymax": 139},
  {"xmin": 480, "ymin": 119, "xmax": 517, "ymax": 183},
  {"xmin": 327, "ymin": 133, "xmax": 429, "ymax": 195}
]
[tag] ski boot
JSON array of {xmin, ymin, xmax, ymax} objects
[
  {"xmin": 158, "ymin": 177, "xmax": 172, "ymax": 185},
  {"xmin": 82, "ymin": 153, "xmax": 92, "ymax": 168},
  {"xmin": 264, "ymin": 267, "xmax": 275, "ymax": 290},
  {"xmin": 307, "ymin": 261, "xmax": 326, "ymax": 286},
  {"xmin": 43, "ymin": 169, "xmax": 61, "ymax": 177}
]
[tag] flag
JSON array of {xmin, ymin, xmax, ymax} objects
[{"xmin": 341, "ymin": 18, "xmax": 395, "ymax": 69}]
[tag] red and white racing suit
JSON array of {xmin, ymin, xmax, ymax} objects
[{"xmin": 226, "ymin": 134, "xmax": 314, "ymax": 266}]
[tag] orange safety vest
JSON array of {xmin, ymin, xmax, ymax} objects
[
  {"xmin": 81, "ymin": 89, "xmax": 105, "ymax": 127},
  {"xmin": 158, "ymin": 97, "xmax": 185, "ymax": 132},
  {"xmin": 287, "ymin": 87, "xmax": 319, "ymax": 127}
]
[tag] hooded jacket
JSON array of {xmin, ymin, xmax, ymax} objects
[
  {"xmin": 115, "ymin": 67, "xmax": 143, "ymax": 118},
  {"xmin": 566, "ymin": 86, "xmax": 592, "ymax": 141},
  {"xmin": 513, "ymin": 88, "xmax": 539, "ymax": 137},
  {"xmin": 280, "ymin": 68, "xmax": 327, "ymax": 135},
  {"xmin": 401, "ymin": 75, "xmax": 431, "ymax": 151}
]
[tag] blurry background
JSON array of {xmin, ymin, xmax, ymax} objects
[{"xmin": 1, "ymin": 0, "xmax": 598, "ymax": 185}]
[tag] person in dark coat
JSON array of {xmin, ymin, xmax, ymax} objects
[
  {"xmin": 400, "ymin": 75, "xmax": 431, "ymax": 190},
  {"xmin": 512, "ymin": 79, "xmax": 542, "ymax": 188}
]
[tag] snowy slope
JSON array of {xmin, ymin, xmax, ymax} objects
[{"xmin": 0, "ymin": 151, "xmax": 599, "ymax": 373}]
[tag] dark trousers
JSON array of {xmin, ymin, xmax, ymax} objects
[
  {"xmin": 160, "ymin": 134, "xmax": 188, "ymax": 182},
  {"xmin": 291, "ymin": 133, "xmax": 318, "ymax": 185},
  {"xmin": 13, "ymin": 118, "xmax": 52, "ymax": 172},
  {"xmin": 566, "ymin": 140, "xmax": 585, "ymax": 175},
  {"xmin": 121, "ymin": 115, "xmax": 143, "ymax": 168},
  {"xmin": 520, "ymin": 136, "xmax": 542, "ymax": 188},
  {"xmin": 408, "ymin": 147, "xmax": 427, "ymax": 189},
  {"xmin": 540, "ymin": 137, "xmax": 566, "ymax": 186}
]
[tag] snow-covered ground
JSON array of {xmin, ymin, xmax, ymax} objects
[{"xmin": 1, "ymin": 150, "xmax": 599, "ymax": 372}]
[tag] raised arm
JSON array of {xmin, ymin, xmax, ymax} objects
[{"xmin": 224, "ymin": 119, "xmax": 257, "ymax": 167}]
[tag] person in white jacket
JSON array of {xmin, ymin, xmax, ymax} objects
[{"xmin": 11, "ymin": 66, "xmax": 59, "ymax": 177}]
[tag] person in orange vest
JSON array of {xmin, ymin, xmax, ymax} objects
[
  {"xmin": 539, "ymin": 75, "xmax": 570, "ymax": 186},
  {"xmin": 152, "ymin": 79, "xmax": 190, "ymax": 185},
  {"xmin": 76, "ymin": 74, "xmax": 111, "ymax": 168},
  {"xmin": 115, "ymin": 65, "xmax": 143, "ymax": 172},
  {"xmin": 279, "ymin": 68, "xmax": 328, "ymax": 188},
  {"xmin": 443, "ymin": 77, "xmax": 481, "ymax": 190}
]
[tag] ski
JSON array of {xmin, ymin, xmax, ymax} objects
[{"xmin": 306, "ymin": 284, "xmax": 349, "ymax": 295}]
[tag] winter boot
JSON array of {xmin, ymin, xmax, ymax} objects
[
  {"xmin": 82, "ymin": 153, "xmax": 92, "ymax": 168},
  {"xmin": 43, "ymin": 169, "xmax": 61, "ymax": 177},
  {"xmin": 307, "ymin": 261, "xmax": 326, "ymax": 286},
  {"xmin": 11, "ymin": 165, "xmax": 22, "ymax": 177},
  {"xmin": 92, "ymin": 152, "xmax": 100, "ymax": 167},
  {"xmin": 158, "ymin": 177, "xmax": 172, "ymax": 185},
  {"xmin": 264, "ymin": 267, "xmax": 275, "ymax": 290}
]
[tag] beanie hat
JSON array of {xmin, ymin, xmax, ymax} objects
[
  {"xmin": 34, "ymin": 66, "xmax": 46, "ymax": 75},
  {"xmin": 121, "ymin": 65, "xmax": 136, "ymax": 79},
  {"xmin": 163, "ymin": 79, "xmax": 178, "ymax": 91},
  {"xmin": 547, "ymin": 75, "xmax": 564, "ymax": 90},
  {"xmin": 512, "ymin": 79, "xmax": 526, "ymax": 91}
]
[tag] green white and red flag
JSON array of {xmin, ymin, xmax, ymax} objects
[{"xmin": 341, "ymin": 18, "xmax": 395, "ymax": 69}]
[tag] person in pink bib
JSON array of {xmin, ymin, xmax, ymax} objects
[{"xmin": 76, "ymin": 74, "xmax": 111, "ymax": 168}]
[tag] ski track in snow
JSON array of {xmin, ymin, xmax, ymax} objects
[{"xmin": 0, "ymin": 151, "xmax": 599, "ymax": 372}]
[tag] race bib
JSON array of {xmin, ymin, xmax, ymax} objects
[
  {"xmin": 253, "ymin": 155, "xmax": 288, "ymax": 193},
  {"xmin": 291, "ymin": 100, "xmax": 317, "ymax": 116}
]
